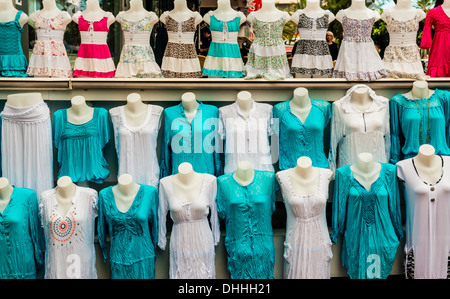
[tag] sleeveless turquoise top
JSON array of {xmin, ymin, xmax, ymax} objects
[{"xmin": 0, "ymin": 11, "xmax": 28, "ymax": 77}]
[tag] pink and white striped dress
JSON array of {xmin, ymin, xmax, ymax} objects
[{"xmin": 73, "ymin": 13, "xmax": 116, "ymax": 78}]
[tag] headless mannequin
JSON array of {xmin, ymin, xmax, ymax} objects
[
  {"xmin": 124, "ymin": 93, "xmax": 148, "ymax": 127},
  {"xmin": 172, "ymin": 162, "xmax": 205, "ymax": 203},
  {"xmin": 181, "ymin": 92, "xmax": 199, "ymax": 122},
  {"xmin": 336, "ymin": 0, "xmax": 380, "ymax": 22},
  {"xmin": 73, "ymin": 0, "xmax": 115, "ymax": 27},
  {"xmin": 203, "ymin": 0, "xmax": 246, "ymax": 24},
  {"xmin": 247, "ymin": 0, "xmax": 290, "ymax": 24},
  {"xmin": 112, "ymin": 174, "xmax": 140, "ymax": 213},
  {"xmin": 288, "ymin": 156, "xmax": 332, "ymax": 196},
  {"xmin": 350, "ymin": 86, "xmax": 373, "ymax": 112},
  {"xmin": 402, "ymin": 80, "xmax": 435, "ymax": 100},
  {"xmin": 55, "ymin": 176, "xmax": 76, "ymax": 217},
  {"xmin": 67, "ymin": 96, "xmax": 94, "ymax": 125},
  {"xmin": 381, "ymin": 0, "xmax": 425, "ymax": 22},
  {"xmin": 0, "ymin": 0, "xmax": 28, "ymax": 26},
  {"xmin": 6, "ymin": 92, "xmax": 43, "ymax": 108},
  {"xmin": 290, "ymin": 87, "xmax": 312, "ymax": 123},
  {"xmin": 236, "ymin": 91, "xmax": 253, "ymax": 119},
  {"xmin": 233, "ymin": 161, "xmax": 255, "ymax": 186},
  {"xmin": 0, "ymin": 178, "xmax": 14, "ymax": 214},
  {"xmin": 412, "ymin": 144, "xmax": 443, "ymax": 185},
  {"xmin": 160, "ymin": 0, "xmax": 202, "ymax": 25},
  {"xmin": 117, "ymin": 0, "xmax": 158, "ymax": 25},
  {"xmin": 29, "ymin": 0, "xmax": 71, "ymax": 25},
  {"xmin": 350, "ymin": 152, "xmax": 382, "ymax": 191}
]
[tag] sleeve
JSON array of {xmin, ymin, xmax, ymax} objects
[
  {"xmin": 98, "ymin": 108, "xmax": 110, "ymax": 149},
  {"xmin": 91, "ymin": 189, "xmax": 98, "ymax": 219},
  {"xmin": 209, "ymin": 177, "xmax": 220, "ymax": 246},
  {"xmin": 52, "ymin": 110, "xmax": 61, "ymax": 150},
  {"xmin": 215, "ymin": 178, "xmax": 226, "ymax": 220},
  {"xmin": 212, "ymin": 108, "xmax": 223, "ymax": 177},
  {"xmin": 149, "ymin": 187, "xmax": 159, "ymax": 249},
  {"xmin": 331, "ymin": 168, "xmax": 349, "ymax": 244},
  {"xmin": 157, "ymin": 182, "xmax": 169, "ymax": 250},
  {"xmin": 383, "ymin": 104, "xmax": 391, "ymax": 163},
  {"xmin": 272, "ymin": 104, "xmax": 282, "ymax": 137},
  {"xmin": 328, "ymin": 103, "xmax": 343, "ymax": 173},
  {"xmin": 108, "ymin": 108, "xmax": 120, "ymax": 157},
  {"xmin": 96, "ymin": 190, "xmax": 109, "ymax": 263},
  {"xmin": 420, "ymin": 10, "xmax": 433, "ymax": 49},
  {"xmin": 388, "ymin": 165, "xmax": 404, "ymax": 241},
  {"xmin": 28, "ymin": 191, "xmax": 44, "ymax": 267},
  {"xmin": 159, "ymin": 110, "xmax": 172, "ymax": 178},
  {"xmin": 271, "ymin": 174, "xmax": 279, "ymax": 213},
  {"xmin": 267, "ymin": 105, "xmax": 274, "ymax": 137},
  {"xmin": 435, "ymin": 90, "xmax": 450, "ymax": 146},
  {"xmin": 389, "ymin": 97, "xmax": 403, "ymax": 164}
]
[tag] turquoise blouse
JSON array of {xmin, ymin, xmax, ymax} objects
[
  {"xmin": 0, "ymin": 11, "xmax": 28, "ymax": 77},
  {"xmin": 0, "ymin": 187, "xmax": 43, "ymax": 278},
  {"xmin": 97, "ymin": 184, "xmax": 158, "ymax": 279},
  {"xmin": 331, "ymin": 163, "xmax": 403, "ymax": 279},
  {"xmin": 53, "ymin": 107, "xmax": 110, "ymax": 183},
  {"xmin": 273, "ymin": 99, "xmax": 331, "ymax": 170},
  {"xmin": 390, "ymin": 89, "xmax": 450, "ymax": 164},
  {"xmin": 216, "ymin": 170, "xmax": 278, "ymax": 279},
  {"xmin": 160, "ymin": 101, "xmax": 222, "ymax": 177}
]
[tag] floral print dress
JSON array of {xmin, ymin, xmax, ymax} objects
[{"xmin": 115, "ymin": 12, "xmax": 163, "ymax": 78}]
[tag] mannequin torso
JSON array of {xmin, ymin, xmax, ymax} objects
[
  {"xmin": 442, "ymin": 0, "xmax": 450, "ymax": 16},
  {"xmin": 112, "ymin": 174, "xmax": 140, "ymax": 213},
  {"xmin": 117, "ymin": 0, "xmax": 158, "ymax": 25},
  {"xmin": 0, "ymin": 0, "xmax": 29, "ymax": 26},
  {"xmin": 55, "ymin": 176, "xmax": 76, "ymax": 217},
  {"xmin": 181, "ymin": 92, "xmax": 199, "ymax": 122},
  {"xmin": 172, "ymin": 163, "xmax": 205, "ymax": 202},
  {"xmin": 73, "ymin": 0, "xmax": 115, "ymax": 27},
  {"xmin": 402, "ymin": 80, "xmax": 435, "ymax": 99},
  {"xmin": 0, "ymin": 178, "xmax": 14, "ymax": 214},
  {"xmin": 124, "ymin": 93, "xmax": 148, "ymax": 127},
  {"xmin": 350, "ymin": 152, "xmax": 382, "ymax": 191},
  {"xmin": 350, "ymin": 86, "xmax": 373, "ymax": 112},
  {"xmin": 160, "ymin": 0, "xmax": 202, "ymax": 25},
  {"xmin": 248, "ymin": 0, "xmax": 290, "ymax": 23},
  {"xmin": 412, "ymin": 144, "xmax": 443, "ymax": 185},
  {"xmin": 204, "ymin": 0, "xmax": 246, "ymax": 25},
  {"xmin": 236, "ymin": 91, "xmax": 253, "ymax": 119},
  {"xmin": 290, "ymin": 87, "xmax": 312, "ymax": 123},
  {"xmin": 233, "ymin": 161, "xmax": 255, "ymax": 186},
  {"xmin": 30, "ymin": 0, "xmax": 71, "ymax": 26},
  {"xmin": 6, "ymin": 92, "xmax": 43, "ymax": 108},
  {"xmin": 381, "ymin": 0, "xmax": 425, "ymax": 22},
  {"xmin": 67, "ymin": 96, "xmax": 95, "ymax": 125},
  {"xmin": 288, "ymin": 157, "xmax": 323, "ymax": 196},
  {"xmin": 337, "ymin": 0, "xmax": 380, "ymax": 22},
  {"xmin": 291, "ymin": 0, "xmax": 335, "ymax": 23}
]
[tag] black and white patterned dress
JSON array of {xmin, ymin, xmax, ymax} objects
[{"xmin": 291, "ymin": 10, "xmax": 333, "ymax": 77}]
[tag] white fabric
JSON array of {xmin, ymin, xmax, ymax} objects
[
  {"xmin": 27, "ymin": 55, "xmax": 72, "ymax": 70},
  {"xmin": 39, "ymin": 186, "xmax": 98, "ymax": 279},
  {"xmin": 298, "ymin": 28, "xmax": 327, "ymax": 40},
  {"xmin": 210, "ymin": 31, "xmax": 239, "ymax": 43},
  {"xmin": 329, "ymin": 84, "xmax": 391, "ymax": 173},
  {"xmin": 202, "ymin": 56, "xmax": 244, "ymax": 72},
  {"xmin": 80, "ymin": 31, "xmax": 108, "ymax": 45},
  {"xmin": 243, "ymin": 64, "xmax": 291, "ymax": 80},
  {"xmin": 388, "ymin": 32, "xmax": 417, "ymax": 46},
  {"xmin": 334, "ymin": 40, "xmax": 386, "ymax": 74},
  {"xmin": 109, "ymin": 104, "xmax": 163, "ymax": 187},
  {"xmin": 167, "ymin": 31, "xmax": 195, "ymax": 44},
  {"xmin": 278, "ymin": 168, "xmax": 333, "ymax": 279},
  {"xmin": 383, "ymin": 60, "xmax": 425, "ymax": 77},
  {"xmin": 397, "ymin": 157, "xmax": 450, "ymax": 279},
  {"xmin": 73, "ymin": 57, "xmax": 116, "ymax": 73},
  {"xmin": 115, "ymin": 61, "xmax": 162, "ymax": 78},
  {"xmin": 36, "ymin": 29, "xmax": 65, "ymax": 41},
  {"xmin": 158, "ymin": 174, "xmax": 220, "ymax": 279},
  {"xmin": 249, "ymin": 43, "xmax": 286, "ymax": 57},
  {"xmin": 160, "ymin": 57, "xmax": 200, "ymax": 73},
  {"xmin": 219, "ymin": 100, "xmax": 275, "ymax": 174},
  {"xmin": 1, "ymin": 101, "xmax": 54, "ymax": 199},
  {"xmin": 291, "ymin": 53, "xmax": 333, "ymax": 69},
  {"xmin": 123, "ymin": 31, "xmax": 151, "ymax": 46}
]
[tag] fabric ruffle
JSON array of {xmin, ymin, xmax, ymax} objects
[{"xmin": 0, "ymin": 54, "xmax": 28, "ymax": 77}]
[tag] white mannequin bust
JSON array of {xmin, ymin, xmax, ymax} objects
[
  {"xmin": 247, "ymin": 0, "xmax": 290, "ymax": 23},
  {"xmin": 336, "ymin": 0, "xmax": 380, "ymax": 22},
  {"xmin": 0, "ymin": 177, "xmax": 14, "ymax": 214},
  {"xmin": 350, "ymin": 152, "xmax": 382, "ymax": 191},
  {"xmin": 55, "ymin": 176, "xmax": 76, "ymax": 217},
  {"xmin": 181, "ymin": 92, "xmax": 199, "ymax": 122},
  {"xmin": 67, "ymin": 95, "xmax": 95, "ymax": 125},
  {"xmin": 287, "ymin": 156, "xmax": 332, "ymax": 196},
  {"xmin": 236, "ymin": 91, "xmax": 253, "ymax": 119},
  {"xmin": 412, "ymin": 144, "xmax": 442, "ymax": 185},
  {"xmin": 112, "ymin": 174, "xmax": 140, "ymax": 213},
  {"xmin": 203, "ymin": 0, "xmax": 246, "ymax": 24},
  {"xmin": 350, "ymin": 86, "xmax": 373, "ymax": 112},
  {"xmin": 172, "ymin": 162, "xmax": 205, "ymax": 203},
  {"xmin": 402, "ymin": 80, "xmax": 435, "ymax": 100},
  {"xmin": 290, "ymin": 87, "xmax": 311, "ymax": 123},
  {"xmin": 160, "ymin": 0, "xmax": 202, "ymax": 25},
  {"xmin": 233, "ymin": 161, "xmax": 255, "ymax": 186},
  {"xmin": 30, "ymin": 0, "xmax": 71, "ymax": 25},
  {"xmin": 73, "ymin": 0, "xmax": 115, "ymax": 27},
  {"xmin": 381, "ymin": 0, "xmax": 425, "ymax": 22},
  {"xmin": 0, "ymin": 0, "xmax": 29, "ymax": 26},
  {"xmin": 291, "ymin": 0, "xmax": 335, "ymax": 22},
  {"xmin": 443, "ymin": 0, "xmax": 450, "ymax": 16},
  {"xmin": 116, "ymin": 0, "xmax": 158, "ymax": 25},
  {"xmin": 124, "ymin": 93, "xmax": 148, "ymax": 127},
  {"xmin": 6, "ymin": 92, "xmax": 43, "ymax": 108}
]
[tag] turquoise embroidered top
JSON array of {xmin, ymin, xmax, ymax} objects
[
  {"xmin": 216, "ymin": 170, "xmax": 279, "ymax": 279},
  {"xmin": 0, "ymin": 11, "xmax": 28, "ymax": 77},
  {"xmin": 331, "ymin": 163, "xmax": 403, "ymax": 279},
  {"xmin": 273, "ymin": 99, "xmax": 331, "ymax": 170}
]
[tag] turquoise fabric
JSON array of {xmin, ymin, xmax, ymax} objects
[
  {"xmin": 97, "ymin": 184, "xmax": 158, "ymax": 279},
  {"xmin": 390, "ymin": 89, "xmax": 450, "ymax": 164},
  {"xmin": 0, "ymin": 11, "xmax": 28, "ymax": 77},
  {"xmin": 0, "ymin": 187, "xmax": 43, "ymax": 279},
  {"xmin": 52, "ymin": 107, "xmax": 110, "ymax": 183},
  {"xmin": 331, "ymin": 163, "xmax": 403, "ymax": 279},
  {"xmin": 160, "ymin": 100, "xmax": 222, "ymax": 177},
  {"xmin": 273, "ymin": 99, "xmax": 331, "ymax": 170},
  {"xmin": 216, "ymin": 170, "xmax": 278, "ymax": 279}
]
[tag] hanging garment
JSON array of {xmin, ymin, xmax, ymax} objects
[{"xmin": 0, "ymin": 11, "xmax": 28, "ymax": 77}]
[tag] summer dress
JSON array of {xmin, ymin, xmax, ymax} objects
[{"xmin": 0, "ymin": 11, "xmax": 28, "ymax": 77}]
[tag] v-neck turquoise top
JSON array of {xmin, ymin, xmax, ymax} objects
[
  {"xmin": 160, "ymin": 100, "xmax": 222, "ymax": 177},
  {"xmin": 97, "ymin": 184, "xmax": 158, "ymax": 279},
  {"xmin": 273, "ymin": 99, "xmax": 331, "ymax": 170},
  {"xmin": 0, "ymin": 187, "xmax": 43, "ymax": 278},
  {"xmin": 331, "ymin": 163, "xmax": 403, "ymax": 279}
]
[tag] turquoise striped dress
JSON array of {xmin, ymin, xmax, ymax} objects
[{"xmin": 202, "ymin": 14, "xmax": 244, "ymax": 78}]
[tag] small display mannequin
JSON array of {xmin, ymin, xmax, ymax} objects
[
  {"xmin": 73, "ymin": 0, "xmax": 115, "ymax": 27},
  {"xmin": 290, "ymin": 87, "xmax": 312, "ymax": 123},
  {"xmin": 401, "ymin": 80, "xmax": 435, "ymax": 100},
  {"xmin": 412, "ymin": 144, "xmax": 442, "ymax": 185},
  {"xmin": 6, "ymin": 92, "xmax": 43, "ymax": 108},
  {"xmin": 247, "ymin": 0, "xmax": 290, "ymax": 23},
  {"xmin": 288, "ymin": 156, "xmax": 328, "ymax": 196},
  {"xmin": 0, "ymin": 0, "xmax": 29, "ymax": 26},
  {"xmin": 336, "ymin": 0, "xmax": 380, "ymax": 21},
  {"xmin": 117, "ymin": 0, "xmax": 158, "ymax": 24},
  {"xmin": 172, "ymin": 162, "xmax": 205, "ymax": 202},
  {"xmin": 235, "ymin": 91, "xmax": 253, "ymax": 120},
  {"xmin": 203, "ymin": 0, "xmax": 246, "ymax": 25},
  {"xmin": 123, "ymin": 93, "xmax": 149, "ymax": 127},
  {"xmin": 160, "ymin": 0, "xmax": 202, "ymax": 25},
  {"xmin": 55, "ymin": 176, "xmax": 77, "ymax": 217},
  {"xmin": 350, "ymin": 85, "xmax": 373, "ymax": 112},
  {"xmin": 67, "ymin": 95, "xmax": 94, "ymax": 125},
  {"xmin": 233, "ymin": 161, "xmax": 255, "ymax": 186},
  {"xmin": 350, "ymin": 152, "xmax": 382, "ymax": 191},
  {"xmin": 0, "ymin": 177, "xmax": 14, "ymax": 214},
  {"xmin": 381, "ymin": 0, "xmax": 425, "ymax": 22},
  {"xmin": 112, "ymin": 174, "xmax": 140, "ymax": 213},
  {"xmin": 181, "ymin": 92, "xmax": 199, "ymax": 122},
  {"xmin": 29, "ymin": 0, "xmax": 71, "ymax": 25}
]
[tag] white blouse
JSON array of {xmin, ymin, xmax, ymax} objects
[
  {"xmin": 158, "ymin": 173, "xmax": 220, "ymax": 279},
  {"xmin": 219, "ymin": 100, "xmax": 274, "ymax": 174},
  {"xmin": 329, "ymin": 84, "xmax": 391, "ymax": 172},
  {"xmin": 109, "ymin": 104, "xmax": 163, "ymax": 187},
  {"xmin": 39, "ymin": 186, "xmax": 98, "ymax": 279},
  {"xmin": 397, "ymin": 156, "xmax": 450, "ymax": 279}
]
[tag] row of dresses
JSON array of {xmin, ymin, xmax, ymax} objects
[{"xmin": 2, "ymin": 157, "xmax": 448, "ymax": 279}]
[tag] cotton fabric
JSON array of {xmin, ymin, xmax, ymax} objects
[{"xmin": 0, "ymin": 11, "xmax": 28, "ymax": 77}]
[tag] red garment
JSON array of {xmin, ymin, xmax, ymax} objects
[{"xmin": 420, "ymin": 5, "xmax": 450, "ymax": 77}]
